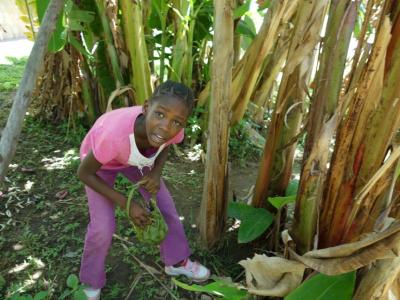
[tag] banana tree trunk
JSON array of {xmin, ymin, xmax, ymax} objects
[
  {"xmin": 230, "ymin": 0, "xmax": 299, "ymax": 125},
  {"xmin": 319, "ymin": 4, "xmax": 400, "ymax": 247},
  {"xmin": 199, "ymin": 0, "xmax": 233, "ymax": 248},
  {"xmin": 252, "ymin": 0, "xmax": 329, "ymax": 208},
  {"xmin": 120, "ymin": 0, "xmax": 152, "ymax": 104},
  {"xmin": 170, "ymin": 0, "xmax": 190, "ymax": 83},
  {"xmin": 95, "ymin": 0, "xmax": 124, "ymax": 87},
  {"xmin": 291, "ymin": 0, "xmax": 357, "ymax": 253},
  {"xmin": 198, "ymin": 0, "xmax": 299, "ymax": 125},
  {"xmin": 354, "ymin": 257, "xmax": 400, "ymax": 300}
]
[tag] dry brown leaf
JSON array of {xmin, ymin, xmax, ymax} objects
[
  {"xmin": 55, "ymin": 190, "xmax": 68, "ymax": 200},
  {"xmin": 285, "ymin": 221, "xmax": 400, "ymax": 275},
  {"xmin": 239, "ymin": 255, "xmax": 305, "ymax": 297}
]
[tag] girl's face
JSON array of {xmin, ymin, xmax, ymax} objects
[{"xmin": 143, "ymin": 96, "xmax": 190, "ymax": 147}]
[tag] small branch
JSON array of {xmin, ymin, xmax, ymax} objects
[
  {"xmin": 113, "ymin": 234, "xmax": 179, "ymax": 300},
  {"xmin": 124, "ymin": 272, "xmax": 143, "ymax": 300}
]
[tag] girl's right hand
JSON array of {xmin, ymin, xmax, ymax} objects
[{"xmin": 129, "ymin": 202, "xmax": 150, "ymax": 228}]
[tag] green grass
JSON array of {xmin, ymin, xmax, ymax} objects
[{"xmin": 0, "ymin": 57, "xmax": 27, "ymax": 91}]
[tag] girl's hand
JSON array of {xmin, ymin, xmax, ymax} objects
[
  {"xmin": 139, "ymin": 171, "xmax": 161, "ymax": 196},
  {"xmin": 129, "ymin": 202, "xmax": 150, "ymax": 227}
]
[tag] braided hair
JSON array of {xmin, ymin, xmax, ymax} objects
[{"xmin": 151, "ymin": 80, "xmax": 195, "ymax": 113}]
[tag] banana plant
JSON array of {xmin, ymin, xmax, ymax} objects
[{"xmin": 15, "ymin": 0, "xmax": 39, "ymax": 41}]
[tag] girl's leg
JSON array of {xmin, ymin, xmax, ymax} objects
[
  {"xmin": 79, "ymin": 169, "xmax": 118, "ymax": 289},
  {"xmin": 121, "ymin": 167, "xmax": 191, "ymax": 266}
]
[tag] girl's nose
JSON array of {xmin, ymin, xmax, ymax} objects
[{"xmin": 159, "ymin": 119, "xmax": 171, "ymax": 132}]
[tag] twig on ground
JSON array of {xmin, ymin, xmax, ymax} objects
[
  {"xmin": 124, "ymin": 272, "xmax": 143, "ymax": 300},
  {"xmin": 113, "ymin": 234, "xmax": 179, "ymax": 300},
  {"xmin": 234, "ymin": 270, "xmax": 245, "ymax": 281}
]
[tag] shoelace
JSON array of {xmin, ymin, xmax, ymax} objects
[{"xmin": 183, "ymin": 260, "xmax": 200, "ymax": 273}]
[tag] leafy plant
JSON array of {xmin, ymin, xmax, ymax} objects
[
  {"xmin": 285, "ymin": 179, "xmax": 299, "ymax": 196},
  {"xmin": 59, "ymin": 274, "xmax": 86, "ymax": 300},
  {"xmin": 0, "ymin": 57, "xmax": 28, "ymax": 91},
  {"xmin": 268, "ymin": 195, "xmax": 296, "ymax": 210},
  {"xmin": 173, "ymin": 278, "xmax": 248, "ymax": 300},
  {"xmin": 8, "ymin": 291, "xmax": 49, "ymax": 300},
  {"xmin": 284, "ymin": 271, "xmax": 356, "ymax": 300},
  {"xmin": 126, "ymin": 185, "xmax": 168, "ymax": 245},
  {"xmin": 227, "ymin": 202, "xmax": 274, "ymax": 243},
  {"xmin": 268, "ymin": 179, "xmax": 299, "ymax": 209},
  {"xmin": 229, "ymin": 119, "xmax": 263, "ymax": 164}
]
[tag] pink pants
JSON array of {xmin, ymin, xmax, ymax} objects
[{"xmin": 79, "ymin": 166, "xmax": 191, "ymax": 288}]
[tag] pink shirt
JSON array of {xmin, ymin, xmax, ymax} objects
[{"xmin": 80, "ymin": 106, "xmax": 184, "ymax": 169}]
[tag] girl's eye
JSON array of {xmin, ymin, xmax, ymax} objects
[
  {"xmin": 156, "ymin": 112, "xmax": 164, "ymax": 118},
  {"xmin": 173, "ymin": 120, "xmax": 182, "ymax": 128}
]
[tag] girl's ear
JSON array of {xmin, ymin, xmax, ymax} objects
[{"xmin": 142, "ymin": 100, "xmax": 149, "ymax": 114}]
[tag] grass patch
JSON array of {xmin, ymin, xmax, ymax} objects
[{"xmin": 0, "ymin": 57, "xmax": 27, "ymax": 91}]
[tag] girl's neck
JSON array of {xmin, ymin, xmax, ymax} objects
[{"xmin": 134, "ymin": 114, "xmax": 152, "ymax": 150}]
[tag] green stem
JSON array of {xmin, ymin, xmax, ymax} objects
[
  {"xmin": 120, "ymin": 0, "xmax": 152, "ymax": 104},
  {"xmin": 95, "ymin": 0, "xmax": 124, "ymax": 87}
]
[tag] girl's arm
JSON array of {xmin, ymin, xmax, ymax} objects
[
  {"xmin": 77, "ymin": 151, "xmax": 150, "ymax": 227},
  {"xmin": 140, "ymin": 146, "xmax": 170, "ymax": 195}
]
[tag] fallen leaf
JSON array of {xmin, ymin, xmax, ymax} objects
[
  {"xmin": 55, "ymin": 190, "xmax": 68, "ymax": 199},
  {"xmin": 21, "ymin": 167, "xmax": 35, "ymax": 173}
]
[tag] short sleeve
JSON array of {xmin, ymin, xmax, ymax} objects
[
  {"xmin": 167, "ymin": 129, "xmax": 184, "ymax": 145},
  {"xmin": 91, "ymin": 126, "xmax": 120, "ymax": 165}
]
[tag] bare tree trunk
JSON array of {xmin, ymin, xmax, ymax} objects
[
  {"xmin": 199, "ymin": 0, "xmax": 233, "ymax": 248},
  {"xmin": 0, "ymin": 0, "xmax": 65, "ymax": 180}
]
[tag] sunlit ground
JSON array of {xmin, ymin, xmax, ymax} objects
[{"xmin": 0, "ymin": 38, "xmax": 33, "ymax": 64}]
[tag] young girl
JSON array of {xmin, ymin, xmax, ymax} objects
[{"xmin": 77, "ymin": 81, "xmax": 210, "ymax": 300}]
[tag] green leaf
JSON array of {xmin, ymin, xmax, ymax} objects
[
  {"xmin": 59, "ymin": 289, "xmax": 72, "ymax": 300},
  {"xmin": 69, "ymin": 20, "xmax": 85, "ymax": 31},
  {"xmin": 0, "ymin": 274, "xmax": 5, "ymax": 288},
  {"xmin": 33, "ymin": 291, "xmax": 49, "ymax": 300},
  {"xmin": 66, "ymin": 274, "xmax": 79, "ymax": 289},
  {"xmin": 236, "ymin": 18, "xmax": 256, "ymax": 39},
  {"xmin": 95, "ymin": 41, "xmax": 117, "ymax": 99},
  {"xmin": 36, "ymin": 0, "xmax": 67, "ymax": 52},
  {"xmin": 286, "ymin": 179, "xmax": 299, "ymax": 196},
  {"xmin": 73, "ymin": 289, "xmax": 87, "ymax": 300},
  {"xmin": 228, "ymin": 202, "xmax": 274, "ymax": 243},
  {"xmin": 284, "ymin": 272, "xmax": 356, "ymax": 300},
  {"xmin": 228, "ymin": 202, "xmax": 254, "ymax": 219},
  {"xmin": 173, "ymin": 278, "xmax": 247, "ymax": 300},
  {"xmin": 68, "ymin": 34, "xmax": 93, "ymax": 60},
  {"xmin": 238, "ymin": 208, "xmax": 273, "ymax": 243},
  {"xmin": 69, "ymin": 8, "xmax": 95, "ymax": 23},
  {"xmin": 268, "ymin": 195, "xmax": 296, "ymax": 210},
  {"xmin": 233, "ymin": 0, "xmax": 251, "ymax": 19}
]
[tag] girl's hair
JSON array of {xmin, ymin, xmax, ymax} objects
[{"xmin": 151, "ymin": 80, "xmax": 195, "ymax": 113}]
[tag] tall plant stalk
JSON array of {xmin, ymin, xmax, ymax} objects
[
  {"xmin": 291, "ymin": 0, "xmax": 357, "ymax": 253},
  {"xmin": 198, "ymin": 0, "xmax": 299, "ymax": 126},
  {"xmin": 95, "ymin": 0, "xmax": 124, "ymax": 88},
  {"xmin": 120, "ymin": 0, "xmax": 152, "ymax": 104},
  {"xmin": 252, "ymin": 0, "xmax": 329, "ymax": 208},
  {"xmin": 319, "ymin": 3, "xmax": 400, "ymax": 246},
  {"xmin": 200, "ymin": 0, "xmax": 233, "ymax": 248}
]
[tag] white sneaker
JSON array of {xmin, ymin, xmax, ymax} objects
[
  {"xmin": 83, "ymin": 287, "xmax": 101, "ymax": 300},
  {"xmin": 165, "ymin": 259, "xmax": 210, "ymax": 282}
]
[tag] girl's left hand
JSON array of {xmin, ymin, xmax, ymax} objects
[{"xmin": 139, "ymin": 171, "xmax": 161, "ymax": 196}]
